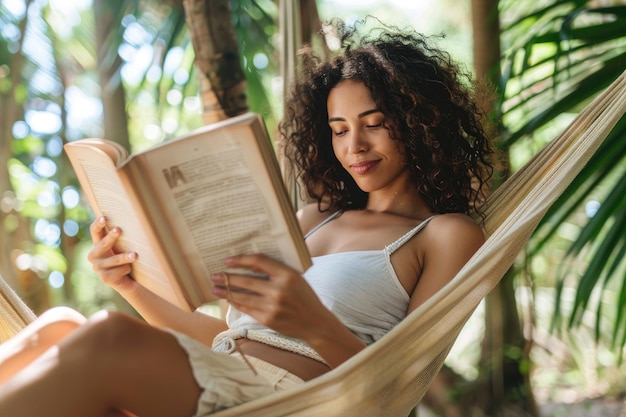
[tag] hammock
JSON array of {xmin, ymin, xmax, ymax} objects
[{"xmin": 1, "ymin": 70, "xmax": 625, "ymax": 416}]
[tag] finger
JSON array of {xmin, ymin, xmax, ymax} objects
[
  {"xmin": 211, "ymin": 282, "xmax": 264, "ymax": 310},
  {"xmin": 97, "ymin": 227, "xmax": 123, "ymax": 253},
  {"xmin": 223, "ymin": 272, "xmax": 233, "ymax": 302},
  {"xmin": 89, "ymin": 216, "xmax": 108, "ymax": 243},
  {"xmin": 87, "ymin": 227, "xmax": 130, "ymax": 263},
  {"xmin": 211, "ymin": 272, "xmax": 276, "ymax": 314},
  {"xmin": 211, "ymin": 272, "xmax": 267, "ymax": 297},
  {"xmin": 223, "ymin": 254, "xmax": 288, "ymax": 276},
  {"xmin": 93, "ymin": 263, "xmax": 134, "ymax": 283},
  {"xmin": 91, "ymin": 251, "xmax": 136, "ymax": 271},
  {"xmin": 91, "ymin": 252, "xmax": 137, "ymax": 281}
]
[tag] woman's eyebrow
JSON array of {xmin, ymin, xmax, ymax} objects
[
  {"xmin": 357, "ymin": 109, "xmax": 381, "ymax": 118},
  {"xmin": 328, "ymin": 109, "xmax": 381, "ymax": 123}
]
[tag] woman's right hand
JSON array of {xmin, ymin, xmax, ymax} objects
[
  {"xmin": 87, "ymin": 216, "xmax": 138, "ymax": 294},
  {"xmin": 87, "ymin": 217, "xmax": 228, "ymax": 340}
]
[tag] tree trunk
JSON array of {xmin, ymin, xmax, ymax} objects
[
  {"xmin": 183, "ymin": 0, "xmax": 247, "ymax": 124},
  {"xmin": 471, "ymin": 0, "xmax": 538, "ymax": 415},
  {"xmin": 472, "ymin": 0, "xmax": 502, "ymax": 90},
  {"xmin": 94, "ymin": 0, "xmax": 131, "ymax": 149}
]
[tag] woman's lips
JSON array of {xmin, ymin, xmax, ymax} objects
[{"xmin": 350, "ymin": 160, "xmax": 380, "ymax": 175}]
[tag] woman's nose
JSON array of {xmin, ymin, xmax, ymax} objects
[{"xmin": 347, "ymin": 130, "xmax": 367, "ymax": 154}]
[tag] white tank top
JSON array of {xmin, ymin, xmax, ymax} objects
[
  {"xmin": 214, "ymin": 212, "xmax": 433, "ymax": 361},
  {"xmin": 302, "ymin": 212, "xmax": 433, "ymax": 344}
]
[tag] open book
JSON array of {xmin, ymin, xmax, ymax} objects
[{"xmin": 64, "ymin": 112, "xmax": 311, "ymax": 311}]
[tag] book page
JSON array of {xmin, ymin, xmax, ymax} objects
[
  {"xmin": 127, "ymin": 114, "xmax": 310, "ymax": 308},
  {"xmin": 64, "ymin": 141, "xmax": 190, "ymax": 309}
]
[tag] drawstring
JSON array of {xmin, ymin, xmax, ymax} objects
[
  {"xmin": 213, "ymin": 330, "xmax": 258, "ymax": 375},
  {"xmin": 213, "ymin": 337, "xmax": 237, "ymax": 353}
]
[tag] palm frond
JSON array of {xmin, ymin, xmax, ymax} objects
[{"xmin": 501, "ymin": 0, "xmax": 626, "ymax": 350}]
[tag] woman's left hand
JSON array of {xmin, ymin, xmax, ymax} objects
[{"xmin": 210, "ymin": 254, "xmax": 328, "ymax": 340}]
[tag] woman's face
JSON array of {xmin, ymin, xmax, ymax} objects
[{"xmin": 327, "ymin": 80, "xmax": 409, "ymax": 194}]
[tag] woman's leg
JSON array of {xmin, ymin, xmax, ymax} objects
[
  {"xmin": 0, "ymin": 306, "xmax": 86, "ymax": 383},
  {"xmin": 0, "ymin": 310, "xmax": 202, "ymax": 417}
]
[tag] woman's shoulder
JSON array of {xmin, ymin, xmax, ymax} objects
[
  {"xmin": 296, "ymin": 203, "xmax": 340, "ymax": 236},
  {"xmin": 430, "ymin": 212, "xmax": 482, "ymax": 228},
  {"xmin": 425, "ymin": 212, "xmax": 485, "ymax": 248},
  {"xmin": 428, "ymin": 212, "xmax": 483, "ymax": 234}
]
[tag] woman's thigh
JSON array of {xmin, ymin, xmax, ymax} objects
[
  {"xmin": 0, "ymin": 310, "xmax": 201, "ymax": 417},
  {"xmin": 67, "ymin": 310, "xmax": 202, "ymax": 417}
]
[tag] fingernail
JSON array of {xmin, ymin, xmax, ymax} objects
[
  {"xmin": 211, "ymin": 273, "xmax": 223, "ymax": 283},
  {"xmin": 98, "ymin": 216, "xmax": 106, "ymax": 224},
  {"xmin": 127, "ymin": 252, "xmax": 137, "ymax": 260}
]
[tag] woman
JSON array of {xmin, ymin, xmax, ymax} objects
[{"xmin": 0, "ymin": 21, "xmax": 493, "ymax": 417}]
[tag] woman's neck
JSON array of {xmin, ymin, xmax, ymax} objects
[{"xmin": 365, "ymin": 189, "xmax": 432, "ymax": 220}]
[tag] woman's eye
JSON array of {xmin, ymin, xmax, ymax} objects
[
  {"xmin": 333, "ymin": 130, "xmax": 347, "ymax": 136},
  {"xmin": 366, "ymin": 123, "xmax": 383, "ymax": 128}
]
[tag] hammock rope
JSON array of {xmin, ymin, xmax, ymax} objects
[{"xmin": 0, "ymin": 70, "xmax": 624, "ymax": 416}]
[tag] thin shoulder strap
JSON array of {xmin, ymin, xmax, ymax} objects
[
  {"xmin": 385, "ymin": 216, "xmax": 435, "ymax": 255},
  {"xmin": 304, "ymin": 210, "xmax": 343, "ymax": 239}
]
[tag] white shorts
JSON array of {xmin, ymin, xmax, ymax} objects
[{"xmin": 167, "ymin": 330, "xmax": 304, "ymax": 416}]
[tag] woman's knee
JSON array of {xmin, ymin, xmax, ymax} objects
[
  {"xmin": 72, "ymin": 311, "xmax": 177, "ymax": 385},
  {"xmin": 81, "ymin": 310, "xmax": 152, "ymax": 354},
  {"xmin": 39, "ymin": 306, "xmax": 87, "ymax": 324},
  {"xmin": 24, "ymin": 306, "xmax": 86, "ymax": 346},
  {"xmin": 0, "ymin": 307, "xmax": 87, "ymax": 382}
]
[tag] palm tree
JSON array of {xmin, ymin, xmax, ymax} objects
[{"xmin": 183, "ymin": 0, "xmax": 247, "ymax": 123}]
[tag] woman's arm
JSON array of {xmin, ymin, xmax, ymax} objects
[
  {"xmin": 407, "ymin": 214, "xmax": 485, "ymax": 315},
  {"xmin": 88, "ymin": 217, "xmax": 227, "ymax": 346}
]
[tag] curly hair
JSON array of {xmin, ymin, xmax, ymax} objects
[{"xmin": 280, "ymin": 20, "xmax": 495, "ymax": 218}]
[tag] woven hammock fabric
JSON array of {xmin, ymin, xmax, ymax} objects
[
  {"xmin": 0, "ymin": 70, "xmax": 624, "ymax": 416},
  {"xmin": 0, "ymin": 273, "xmax": 36, "ymax": 343}
]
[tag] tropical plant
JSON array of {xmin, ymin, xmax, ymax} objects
[
  {"xmin": 426, "ymin": 1, "xmax": 626, "ymax": 415},
  {"xmin": 501, "ymin": 0, "xmax": 626, "ymax": 357},
  {"xmin": 497, "ymin": 0, "xmax": 626, "ymax": 403}
]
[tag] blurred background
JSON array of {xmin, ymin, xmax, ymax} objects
[{"xmin": 0, "ymin": 0, "xmax": 625, "ymax": 415}]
